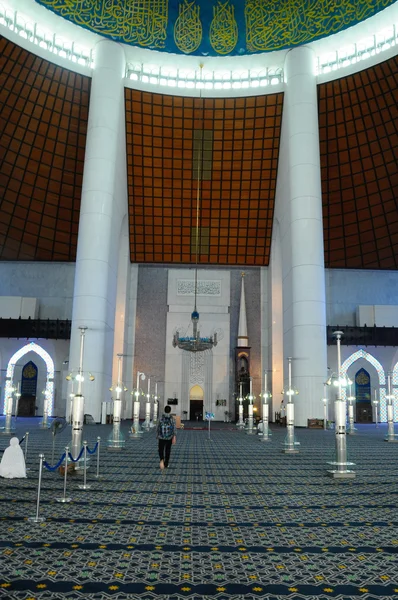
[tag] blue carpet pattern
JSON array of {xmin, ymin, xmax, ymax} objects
[{"xmin": 1, "ymin": 419, "xmax": 398, "ymax": 599}]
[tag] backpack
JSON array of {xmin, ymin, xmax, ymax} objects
[{"xmin": 158, "ymin": 415, "xmax": 174, "ymax": 440}]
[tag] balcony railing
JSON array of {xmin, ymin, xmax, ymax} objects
[
  {"xmin": 327, "ymin": 325, "xmax": 398, "ymax": 346},
  {"xmin": 0, "ymin": 318, "xmax": 71, "ymax": 340},
  {"xmin": 0, "ymin": 320, "xmax": 396, "ymax": 345}
]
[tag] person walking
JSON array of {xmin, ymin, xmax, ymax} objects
[{"xmin": 157, "ymin": 405, "xmax": 176, "ymax": 470}]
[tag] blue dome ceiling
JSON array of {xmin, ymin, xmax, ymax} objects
[{"xmin": 35, "ymin": 0, "xmax": 395, "ymax": 56}]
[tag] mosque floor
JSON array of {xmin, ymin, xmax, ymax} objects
[{"xmin": 0, "ymin": 418, "xmax": 397, "ymax": 599}]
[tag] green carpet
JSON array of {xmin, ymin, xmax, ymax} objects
[{"xmin": 1, "ymin": 419, "xmax": 397, "ymax": 599}]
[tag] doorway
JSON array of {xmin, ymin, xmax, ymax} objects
[
  {"xmin": 355, "ymin": 368, "xmax": 372, "ymax": 422},
  {"xmin": 189, "ymin": 384, "xmax": 204, "ymax": 421},
  {"xmin": 18, "ymin": 360, "xmax": 38, "ymax": 417}
]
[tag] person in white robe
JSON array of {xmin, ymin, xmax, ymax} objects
[{"xmin": 0, "ymin": 437, "xmax": 27, "ymax": 478}]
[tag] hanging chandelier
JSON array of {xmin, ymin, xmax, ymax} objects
[{"xmin": 172, "ymin": 66, "xmax": 218, "ymax": 354}]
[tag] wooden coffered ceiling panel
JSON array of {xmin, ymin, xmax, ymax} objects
[
  {"xmin": 319, "ymin": 56, "xmax": 398, "ymax": 269},
  {"xmin": 0, "ymin": 37, "xmax": 90, "ymax": 261},
  {"xmin": 125, "ymin": 90, "xmax": 283, "ymax": 265}
]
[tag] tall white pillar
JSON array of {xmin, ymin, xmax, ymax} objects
[
  {"xmin": 268, "ymin": 222, "xmax": 284, "ymax": 417},
  {"xmin": 279, "ymin": 47, "xmax": 327, "ymax": 425},
  {"xmin": 69, "ymin": 40, "xmax": 127, "ymax": 422}
]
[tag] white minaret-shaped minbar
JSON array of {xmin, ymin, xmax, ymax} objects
[
  {"xmin": 276, "ymin": 46, "xmax": 327, "ymax": 426},
  {"xmin": 68, "ymin": 40, "xmax": 127, "ymax": 422},
  {"xmin": 236, "ymin": 273, "xmax": 251, "ymax": 429},
  {"xmin": 238, "ymin": 273, "xmax": 248, "ymax": 349}
]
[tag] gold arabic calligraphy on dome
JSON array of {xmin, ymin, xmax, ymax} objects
[{"xmin": 35, "ymin": 0, "xmax": 395, "ymax": 55}]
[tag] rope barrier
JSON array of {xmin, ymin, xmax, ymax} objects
[
  {"xmin": 43, "ymin": 453, "xmax": 66, "ymax": 471},
  {"xmin": 38, "ymin": 440, "xmax": 98, "ymax": 471},
  {"xmin": 29, "ymin": 438, "xmax": 101, "ymax": 525},
  {"xmin": 68, "ymin": 447, "xmax": 85, "ymax": 463},
  {"xmin": 86, "ymin": 441, "xmax": 99, "ymax": 455}
]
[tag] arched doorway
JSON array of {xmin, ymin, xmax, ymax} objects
[
  {"xmin": 19, "ymin": 360, "xmax": 38, "ymax": 416},
  {"xmin": 3, "ymin": 342, "xmax": 55, "ymax": 419},
  {"xmin": 190, "ymin": 384, "xmax": 204, "ymax": 421},
  {"xmin": 355, "ymin": 368, "xmax": 372, "ymax": 422},
  {"xmin": 340, "ymin": 349, "xmax": 387, "ymax": 421}
]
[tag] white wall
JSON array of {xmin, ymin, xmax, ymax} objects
[
  {"xmin": 0, "ymin": 339, "xmax": 70, "ymax": 417},
  {"xmin": 165, "ymin": 268, "xmax": 230, "ymax": 420},
  {"xmin": 0, "ymin": 262, "xmax": 75, "ymax": 319},
  {"xmin": 326, "ymin": 269, "xmax": 398, "ymax": 326}
]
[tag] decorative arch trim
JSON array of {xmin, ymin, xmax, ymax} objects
[
  {"xmin": 2, "ymin": 342, "xmax": 55, "ymax": 418},
  {"xmin": 341, "ymin": 349, "xmax": 386, "ymax": 384},
  {"xmin": 340, "ymin": 349, "xmax": 389, "ymax": 421}
]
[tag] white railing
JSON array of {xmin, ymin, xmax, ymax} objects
[
  {"xmin": 1, "ymin": 3, "xmax": 397, "ymax": 83},
  {"xmin": 317, "ymin": 25, "xmax": 397, "ymax": 74},
  {"xmin": 125, "ymin": 64, "xmax": 284, "ymax": 90},
  {"xmin": 0, "ymin": 4, "xmax": 93, "ymax": 67}
]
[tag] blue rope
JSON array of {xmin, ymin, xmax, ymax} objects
[
  {"xmin": 86, "ymin": 441, "xmax": 99, "ymax": 455},
  {"xmin": 68, "ymin": 447, "xmax": 85, "ymax": 462},
  {"xmin": 43, "ymin": 453, "xmax": 66, "ymax": 472}
]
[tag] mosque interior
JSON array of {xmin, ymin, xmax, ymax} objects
[{"xmin": 0, "ymin": 0, "xmax": 398, "ymax": 598}]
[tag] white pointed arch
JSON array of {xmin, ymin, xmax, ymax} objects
[
  {"xmin": 2, "ymin": 342, "xmax": 55, "ymax": 418},
  {"xmin": 392, "ymin": 361, "xmax": 398, "ymax": 422},
  {"xmin": 392, "ymin": 361, "xmax": 398, "ymax": 386},
  {"xmin": 340, "ymin": 349, "xmax": 388, "ymax": 421}
]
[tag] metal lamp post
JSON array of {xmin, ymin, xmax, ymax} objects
[
  {"xmin": 282, "ymin": 357, "xmax": 299, "ymax": 454},
  {"xmin": 327, "ymin": 331, "xmax": 355, "ymax": 478},
  {"xmin": 373, "ymin": 390, "xmax": 379, "ymax": 428},
  {"xmin": 260, "ymin": 372, "xmax": 271, "ymax": 442},
  {"xmin": 70, "ymin": 327, "xmax": 87, "ymax": 461},
  {"xmin": 246, "ymin": 377, "xmax": 255, "ymax": 435},
  {"xmin": 1, "ymin": 383, "xmax": 15, "ymax": 435},
  {"xmin": 385, "ymin": 373, "xmax": 397, "ymax": 442},
  {"xmin": 153, "ymin": 382, "xmax": 159, "ymax": 425},
  {"xmin": 143, "ymin": 377, "xmax": 152, "ymax": 431},
  {"xmin": 14, "ymin": 383, "xmax": 21, "ymax": 425},
  {"xmin": 347, "ymin": 380, "xmax": 356, "ymax": 434},
  {"xmin": 108, "ymin": 354, "xmax": 126, "ymax": 450},
  {"xmin": 131, "ymin": 371, "xmax": 145, "ymax": 438},
  {"xmin": 322, "ymin": 382, "xmax": 328, "ymax": 430},
  {"xmin": 237, "ymin": 382, "xmax": 244, "ymax": 429}
]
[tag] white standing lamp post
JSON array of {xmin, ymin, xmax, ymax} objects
[
  {"xmin": 70, "ymin": 327, "xmax": 87, "ymax": 461},
  {"xmin": 143, "ymin": 377, "xmax": 152, "ymax": 431},
  {"xmin": 1, "ymin": 382, "xmax": 15, "ymax": 435},
  {"xmin": 260, "ymin": 372, "xmax": 272, "ymax": 442},
  {"xmin": 131, "ymin": 371, "xmax": 145, "ymax": 438},
  {"xmin": 153, "ymin": 382, "xmax": 159, "ymax": 425},
  {"xmin": 108, "ymin": 354, "xmax": 127, "ymax": 450},
  {"xmin": 385, "ymin": 373, "xmax": 397, "ymax": 442},
  {"xmin": 246, "ymin": 377, "xmax": 255, "ymax": 435},
  {"xmin": 373, "ymin": 390, "xmax": 379, "ymax": 428},
  {"xmin": 347, "ymin": 381, "xmax": 356, "ymax": 435},
  {"xmin": 282, "ymin": 357, "xmax": 300, "ymax": 454},
  {"xmin": 14, "ymin": 383, "xmax": 21, "ymax": 424},
  {"xmin": 40, "ymin": 388, "xmax": 50, "ymax": 429},
  {"xmin": 237, "ymin": 382, "xmax": 244, "ymax": 429},
  {"xmin": 322, "ymin": 383, "xmax": 328, "ymax": 430},
  {"xmin": 327, "ymin": 331, "xmax": 355, "ymax": 478}
]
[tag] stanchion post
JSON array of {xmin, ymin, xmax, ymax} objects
[
  {"xmin": 95, "ymin": 436, "xmax": 102, "ymax": 479},
  {"xmin": 56, "ymin": 446, "xmax": 72, "ymax": 503},
  {"xmin": 24, "ymin": 432, "xmax": 30, "ymax": 472},
  {"xmin": 28, "ymin": 454, "xmax": 46, "ymax": 523},
  {"xmin": 78, "ymin": 441, "xmax": 91, "ymax": 490}
]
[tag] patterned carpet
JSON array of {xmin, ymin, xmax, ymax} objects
[{"xmin": 1, "ymin": 418, "xmax": 398, "ymax": 599}]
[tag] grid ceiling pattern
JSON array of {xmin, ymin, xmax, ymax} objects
[
  {"xmin": 125, "ymin": 90, "xmax": 283, "ymax": 265},
  {"xmin": 319, "ymin": 56, "xmax": 398, "ymax": 270},
  {"xmin": 0, "ymin": 37, "xmax": 90, "ymax": 261}
]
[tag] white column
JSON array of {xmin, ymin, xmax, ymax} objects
[
  {"xmin": 268, "ymin": 222, "xmax": 284, "ymax": 418},
  {"xmin": 280, "ymin": 46, "xmax": 327, "ymax": 425},
  {"xmin": 69, "ymin": 40, "xmax": 126, "ymax": 422}
]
